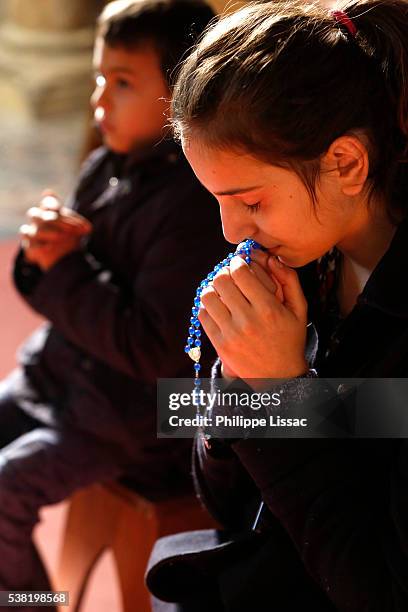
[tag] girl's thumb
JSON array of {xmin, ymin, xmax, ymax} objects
[{"xmin": 268, "ymin": 256, "xmax": 307, "ymax": 320}]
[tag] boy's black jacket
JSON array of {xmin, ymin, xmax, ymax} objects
[{"xmin": 11, "ymin": 139, "xmax": 228, "ymax": 501}]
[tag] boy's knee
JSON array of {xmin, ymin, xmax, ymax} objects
[{"xmin": 0, "ymin": 429, "xmax": 60, "ymax": 490}]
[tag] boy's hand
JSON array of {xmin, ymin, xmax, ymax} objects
[{"xmin": 19, "ymin": 193, "xmax": 92, "ymax": 271}]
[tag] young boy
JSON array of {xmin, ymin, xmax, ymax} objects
[{"xmin": 0, "ymin": 0, "xmax": 226, "ymax": 604}]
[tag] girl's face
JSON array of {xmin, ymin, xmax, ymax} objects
[{"xmin": 183, "ymin": 140, "xmax": 366, "ymax": 268}]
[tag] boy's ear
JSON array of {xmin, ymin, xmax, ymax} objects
[{"xmin": 322, "ymin": 133, "xmax": 370, "ymax": 197}]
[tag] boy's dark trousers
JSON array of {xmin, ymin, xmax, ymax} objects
[{"xmin": 0, "ymin": 371, "xmax": 136, "ymax": 611}]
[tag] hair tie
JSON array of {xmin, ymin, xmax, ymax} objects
[{"xmin": 330, "ymin": 9, "xmax": 358, "ymax": 38}]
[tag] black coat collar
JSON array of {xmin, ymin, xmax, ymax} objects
[
  {"xmin": 358, "ymin": 217, "xmax": 408, "ymax": 318},
  {"xmin": 123, "ymin": 137, "xmax": 181, "ymax": 174}
]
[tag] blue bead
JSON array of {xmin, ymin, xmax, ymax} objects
[
  {"xmin": 196, "ymin": 288, "xmax": 202, "ymax": 296},
  {"xmin": 192, "ymin": 307, "xmax": 199, "ymax": 316},
  {"xmin": 228, "ymin": 253, "xmax": 234, "ymax": 259},
  {"xmin": 245, "ymin": 256, "xmax": 251, "ymax": 264},
  {"xmin": 184, "ymin": 345, "xmax": 190, "ymax": 353},
  {"xmin": 195, "ymin": 339, "xmax": 201, "ymax": 347},
  {"xmin": 194, "ymin": 297, "xmax": 201, "ymax": 307},
  {"xmin": 194, "ymin": 363, "xmax": 201, "ymax": 371},
  {"xmin": 208, "ymin": 272, "xmax": 215, "ymax": 280},
  {"xmin": 194, "ymin": 321, "xmax": 200, "ymax": 328},
  {"xmin": 214, "ymin": 264, "xmax": 221, "ymax": 272},
  {"xmin": 194, "ymin": 378, "xmax": 201, "ymax": 386},
  {"xmin": 189, "ymin": 326, "xmax": 195, "ymax": 335},
  {"xmin": 187, "ymin": 337, "xmax": 194, "ymax": 346},
  {"xmin": 194, "ymin": 329, "xmax": 201, "ymax": 337}
]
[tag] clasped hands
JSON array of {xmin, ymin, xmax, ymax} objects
[
  {"xmin": 20, "ymin": 192, "xmax": 92, "ymax": 271},
  {"xmin": 198, "ymin": 249, "xmax": 309, "ymax": 382}
]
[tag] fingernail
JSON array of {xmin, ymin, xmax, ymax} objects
[
  {"xmin": 41, "ymin": 195, "xmax": 61, "ymax": 210},
  {"xmin": 230, "ymin": 255, "xmax": 247, "ymax": 272},
  {"xmin": 271, "ymin": 255, "xmax": 284, "ymax": 268},
  {"xmin": 20, "ymin": 224, "xmax": 37, "ymax": 237}
]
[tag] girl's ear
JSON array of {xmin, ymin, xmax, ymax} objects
[{"xmin": 322, "ymin": 133, "xmax": 370, "ymax": 197}]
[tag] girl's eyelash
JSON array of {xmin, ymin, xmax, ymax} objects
[{"xmin": 244, "ymin": 202, "xmax": 260, "ymax": 213}]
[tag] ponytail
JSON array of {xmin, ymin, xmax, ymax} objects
[
  {"xmin": 344, "ymin": 0, "xmax": 408, "ymax": 216},
  {"xmin": 346, "ymin": 0, "xmax": 408, "ymax": 147}
]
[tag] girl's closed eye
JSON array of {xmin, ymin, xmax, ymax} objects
[{"xmin": 244, "ymin": 201, "xmax": 261, "ymax": 214}]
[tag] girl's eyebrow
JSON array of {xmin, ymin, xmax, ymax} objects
[{"xmin": 214, "ymin": 185, "xmax": 262, "ymax": 196}]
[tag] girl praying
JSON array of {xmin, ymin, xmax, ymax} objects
[{"xmin": 148, "ymin": 1, "xmax": 408, "ymax": 610}]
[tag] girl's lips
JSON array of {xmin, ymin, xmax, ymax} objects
[{"xmin": 266, "ymin": 245, "xmax": 281, "ymax": 254}]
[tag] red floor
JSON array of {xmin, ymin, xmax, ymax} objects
[{"xmin": 0, "ymin": 239, "xmax": 121, "ymax": 611}]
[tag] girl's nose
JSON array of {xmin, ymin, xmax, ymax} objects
[{"xmin": 219, "ymin": 201, "xmax": 257, "ymax": 245}]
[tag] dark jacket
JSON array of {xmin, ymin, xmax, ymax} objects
[
  {"xmin": 147, "ymin": 218, "xmax": 408, "ymax": 608},
  {"xmin": 11, "ymin": 138, "xmax": 228, "ymax": 501}
]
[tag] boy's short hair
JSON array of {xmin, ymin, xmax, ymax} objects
[{"xmin": 97, "ymin": 0, "xmax": 216, "ymax": 87}]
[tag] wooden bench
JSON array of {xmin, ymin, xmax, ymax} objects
[{"xmin": 56, "ymin": 482, "xmax": 216, "ymax": 612}]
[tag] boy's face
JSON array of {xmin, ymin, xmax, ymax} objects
[{"xmin": 91, "ymin": 38, "xmax": 170, "ymax": 153}]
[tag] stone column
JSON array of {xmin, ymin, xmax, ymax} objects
[{"xmin": 0, "ymin": 0, "xmax": 104, "ymax": 119}]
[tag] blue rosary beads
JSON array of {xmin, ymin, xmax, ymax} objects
[{"xmin": 185, "ymin": 239, "xmax": 262, "ymax": 404}]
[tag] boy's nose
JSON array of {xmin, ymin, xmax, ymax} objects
[
  {"xmin": 90, "ymin": 82, "xmax": 111, "ymax": 112},
  {"xmin": 90, "ymin": 86, "xmax": 103, "ymax": 110}
]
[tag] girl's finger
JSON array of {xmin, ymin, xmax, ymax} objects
[
  {"xmin": 247, "ymin": 248, "xmax": 270, "ymax": 269},
  {"xmin": 198, "ymin": 307, "xmax": 221, "ymax": 349},
  {"xmin": 212, "ymin": 267, "xmax": 251, "ymax": 317},
  {"xmin": 200, "ymin": 285, "xmax": 232, "ymax": 329},
  {"xmin": 247, "ymin": 251, "xmax": 285, "ymax": 303},
  {"xmin": 250, "ymin": 261, "xmax": 277, "ymax": 295},
  {"xmin": 229, "ymin": 255, "xmax": 282, "ymax": 312},
  {"xmin": 268, "ymin": 256, "xmax": 307, "ymax": 321}
]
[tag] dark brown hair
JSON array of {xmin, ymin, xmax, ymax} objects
[
  {"xmin": 97, "ymin": 0, "xmax": 215, "ymax": 87},
  {"xmin": 172, "ymin": 0, "xmax": 408, "ymax": 220}
]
